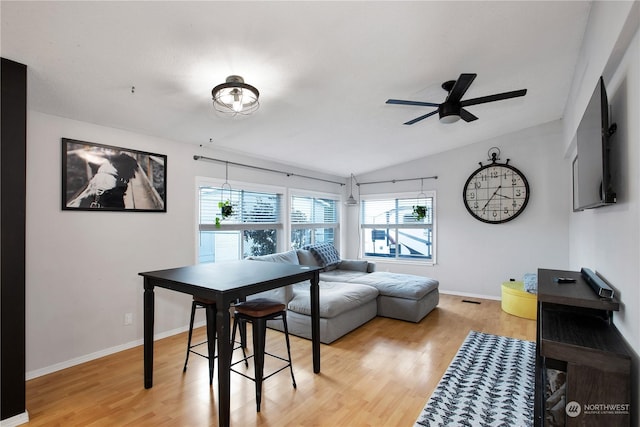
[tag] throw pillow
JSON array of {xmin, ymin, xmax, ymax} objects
[
  {"xmin": 296, "ymin": 249, "xmax": 317, "ymax": 267},
  {"xmin": 524, "ymin": 273, "xmax": 538, "ymax": 294},
  {"xmin": 246, "ymin": 250, "xmax": 299, "ymax": 265},
  {"xmin": 304, "ymin": 243, "xmax": 341, "ymax": 270}
]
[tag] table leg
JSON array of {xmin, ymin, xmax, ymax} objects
[
  {"xmin": 216, "ymin": 300, "xmax": 231, "ymax": 427},
  {"xmin": 310, "ymin": 271, "xmax": 320, "ymax": 373},
  {"xmin": 143, "ymin": 279, "xmax": 155, "ymax": 389},
  {"xmin": 205, "ymin": 302, "xmax": 216, "ymax": 385}
]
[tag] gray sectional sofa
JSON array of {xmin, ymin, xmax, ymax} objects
[{"xmin": 246, "ymin": 244, "xmax": 439, "ymax": 343}]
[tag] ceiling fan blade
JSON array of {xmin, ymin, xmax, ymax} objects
[
  {"xmin": 461, "ymin": 89, "xmax": 527, "ymax": 107},
  {"xmin": 386, "ymin": 99, "xmax": 440, "ymax": 107},
  {"xmin": 403, "ymin": 110, "xmax": 439, "ymax": 125},
  {"xmin": 446, "ymin": 73, "xmax": 477, "ymax": 103},
  {"xmin": 460, "ymin": 108, "xmax": 478, "ymax": 122}
]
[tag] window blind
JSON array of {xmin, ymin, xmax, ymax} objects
[{"xmin": 200, "ymin": 187, "xmax": 282, "ymax": 224}]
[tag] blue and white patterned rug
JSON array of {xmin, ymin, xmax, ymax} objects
[{"xmin": 414, "ymin": 331, "xmax": 535, "ymax": 427}]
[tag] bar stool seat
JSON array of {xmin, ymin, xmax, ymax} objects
[
  {"xmin": 230, "ymin": 297, "xmax": 296, "ymax": 412},
  {"xmin": 183, "ymin": 296, "xmax": 217, "ymax": 385}
]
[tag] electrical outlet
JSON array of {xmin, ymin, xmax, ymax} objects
[{"xmin": 124, "ymin": 313, "xmax": 133, "ymax": 326}]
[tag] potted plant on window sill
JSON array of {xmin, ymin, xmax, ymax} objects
[
  {"xmin": 412, "ymin": 205, "xmax": 427, "ymax": 221},
  {"xmin": 215, "ymin": 200, "xmax": 233, "ymax": 228}
]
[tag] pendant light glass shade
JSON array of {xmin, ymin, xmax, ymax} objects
[
  {"xmin": 212, "ymin": 75, "xmax": 260, "ymax": 117},
  {"xmin": 345, "ymin": 194, "xmax": 358, "ymax": 205}
]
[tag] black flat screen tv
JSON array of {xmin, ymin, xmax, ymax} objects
[{"xmin": 574, "ymin": 76, "xmax": 616, "ymax": 210}]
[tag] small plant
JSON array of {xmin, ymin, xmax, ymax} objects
[
  {"xmin": 412, "ymin": 205, "xmax": 427, "ymax": 221},
  {"xmin": 215, "ymin": 200, "xmax": 233, "ymax": 228},
  {"xmin": 219, "ymin": 200, "xmax": 233, "ymax": 218}
]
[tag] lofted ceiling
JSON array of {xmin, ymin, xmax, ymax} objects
[{"xmin": 0, "ymin": 1, "xmax": 592, "ymax": 177}]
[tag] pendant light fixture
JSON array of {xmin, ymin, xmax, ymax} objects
[
  {"xmin": 345, "ymin": 173, "xmax": 358, "ymax": 206},
  {"xmin": 212, "ymin": 75, "xmax": 260, "ymax": 117}
]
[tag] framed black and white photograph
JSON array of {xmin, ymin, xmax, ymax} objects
[{"xmin": 62, "ymin": 138, "xmax": 167, "ymax": 212}]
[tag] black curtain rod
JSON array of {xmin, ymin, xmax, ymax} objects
[
  {"xmin": 193, "ymin": 155, "xmax": 345, "ymax": 186},
  {"xmin": 357, "ymin": 175, "xmax": 438, "ymax": 186}
]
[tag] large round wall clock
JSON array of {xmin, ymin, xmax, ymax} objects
[{"xmin": 463, "ymin": 150, "xmax": 530, "ymax": 224}]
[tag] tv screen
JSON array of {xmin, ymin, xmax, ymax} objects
[{"xmin": 575, "ymin": 76, "xmax": 616, "ymax": 210}]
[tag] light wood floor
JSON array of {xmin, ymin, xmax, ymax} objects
[{"xmin": 25, "ymin": 294, "xmax": 536, "ymax": 426}]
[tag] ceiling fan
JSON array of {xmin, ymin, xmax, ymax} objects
[{"xmin": 386, "ymin": 73, "xmax": 527, "ymax": 125}]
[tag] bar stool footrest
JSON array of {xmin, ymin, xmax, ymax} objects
[{"xmin": 230, "ymin": 351, "xmax": 295, "ymax": 384}]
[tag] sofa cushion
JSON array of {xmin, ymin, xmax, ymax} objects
[
  {"xmin": 338, "ymin": 259, "xmax": 369, "ymax": 272},
  {"xmin": 351, "ymin": 271, "xmax": 439, "ymax": 300},
  {"xmin": 320, "ymin": 270, "xmax": 369, "ymax": 283},
  {"xmin": 288, "ymin": 281, "xmax": 379, "ymax": 318},
  {"xmin": 304, "ymin": 243, "xmax": 341, "ymax": 271},
  {"xmin": 246, "ymin": 249, "xmax": 299, "ymax": 265}
]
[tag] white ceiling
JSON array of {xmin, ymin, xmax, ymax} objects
[{"xmin": 1, "ymin": 1, "xmax": 592, "ymax": 177}]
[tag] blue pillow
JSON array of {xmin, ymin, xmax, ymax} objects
[
  {"xmin": 524, "ymin": 273, "xmax": 538, "ymax": 294},
  {"xmin": 304, "ymin": 243, "xmax": 341, "ymax": 270}
]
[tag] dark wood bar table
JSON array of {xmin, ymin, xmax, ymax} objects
[{"xmin": 139, "ymin": 260, "xmax": 321, "ymax": 427}]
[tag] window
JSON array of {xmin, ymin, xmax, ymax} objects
[
  {"xmin": 360, "ymin": 193, "xmax": 435, "ymax": 262},
  {"xmin": 290, "ymin": 194, "xmax": 339, "ymax": 249},
  {"xmin": 198, "ymin": 184, "xmax": 283, "ymax": 263}
]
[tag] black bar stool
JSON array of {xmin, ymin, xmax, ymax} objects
[
  {"xmin": 183, "ymin": 296, "xmax": 217, "ymax": 385},
  {"xmin": 230, "ymin": 298, "xmax": 296, "ymax": 412}
]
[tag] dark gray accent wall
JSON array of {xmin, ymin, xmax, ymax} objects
[{"xmin": 1, "ymin": 57, "xmax": 27, "ymax": 421}]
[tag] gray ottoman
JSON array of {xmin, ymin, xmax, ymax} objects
[{"xmin": 349, "ymin": 272, "xmax": 439, "ymax": 322}]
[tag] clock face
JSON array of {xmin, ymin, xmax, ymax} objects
[{"xmin": 463, "ymin": 163, "xmax": 529, "ymax": 224}]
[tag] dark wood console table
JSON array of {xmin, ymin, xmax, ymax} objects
[
  {"xmin": 139, "ymin": 261, "xmax": 321, "ymax": 427},
  {"xmin": 535, "ymin": 268, "xmax": 631, "ymax": 426}
]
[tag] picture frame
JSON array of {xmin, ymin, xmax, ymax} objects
[{"xmin": 62, "ymin": 138, "xmax": 167, "ymax": 212}]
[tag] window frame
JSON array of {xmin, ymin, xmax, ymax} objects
[
  {"xmin": 359, "ymin": 191, "xmax": 436, "ymax": 265},
  {"xmin": 196, "ymin": 177, "xmax": 286, "ymax": 263},
  {"xmin": 289, "ymin": 188, "xmax": 341, "ymax": 250}
]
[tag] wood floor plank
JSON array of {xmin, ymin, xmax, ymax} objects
[{"xmin": 25, "ymin": 295, "xmax": 535, "ymax": 426}]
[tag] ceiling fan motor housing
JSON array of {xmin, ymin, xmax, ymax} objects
[{"xmin": 438, "ymin": 102, "xmax": 461, "ymax": 123}]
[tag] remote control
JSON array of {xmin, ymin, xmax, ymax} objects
[{"xmin": 554, "ymin": 277, "xmax": 576, "ymax": 284}]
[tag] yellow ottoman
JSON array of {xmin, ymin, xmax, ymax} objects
[{"xmin": 501, "ymin": 281, "xmax": 537, "ymax": 320}]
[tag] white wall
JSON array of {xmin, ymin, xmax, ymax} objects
[
  {"xmin": 347, "ymin": 120, "xmax": 570, "ymax": 299},
  {"xmin": 25, "ymin": 112, "xmax": 342, "ymax": 377},
  {"xmin": 566, "ymin": 4, "xmax": 639, "ymax": 418},
  {"xmin": 569, "ymin": 25, "xmax": 639, "ymax": 349},
  {"xmin": 562, "ymin": 1, "xmax": 638, "ymax": 155}
]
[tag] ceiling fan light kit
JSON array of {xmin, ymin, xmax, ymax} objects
[
  {"xmin": 386, "ymin": 73, "xmax": 527, "ymax": 125},
  {"xmin": 438, "ymin": 101, "xmax": 462, "ymax": 123},
  {"xmin": 212, "ymin": 75, "xmax": 260, "ymax": 117}
]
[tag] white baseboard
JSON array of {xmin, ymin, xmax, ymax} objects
[
  {"xmin": 26, "ymin": 322, "xmax": 204, "ymax": 380},
  {"xmin": 0, "ymin": 411, "xmax": 29, "ymax": 427}
]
